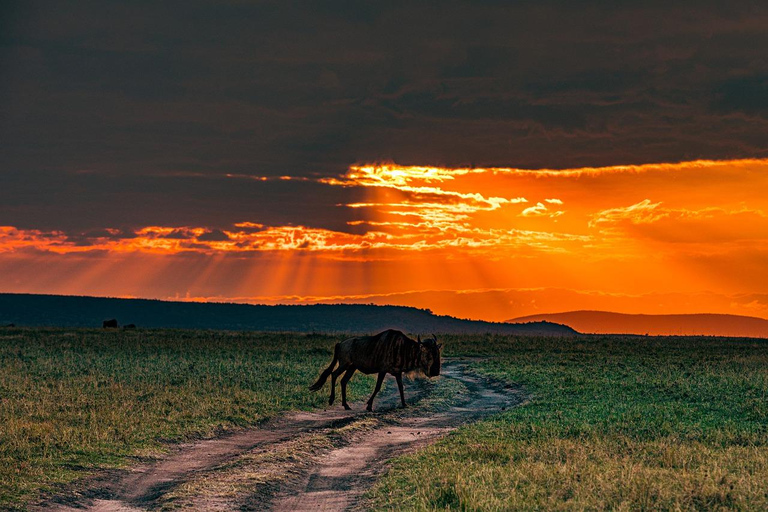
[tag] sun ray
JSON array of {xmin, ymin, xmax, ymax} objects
[{"xmin": 2, "ymin": 158, "xmax": 767, "ymax": 320}]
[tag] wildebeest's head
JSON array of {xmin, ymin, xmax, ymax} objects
[{"xmin": 417, "ymin": 334, "xmax": 443, "ymax": 377}]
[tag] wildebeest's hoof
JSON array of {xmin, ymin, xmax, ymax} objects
[
  {"xmin": 328, "ymin": 397, "xmax": 335, "ymax": 405},
  {"xmin": 343, "ymin": 403, "xmax": 351, "ymax": 410},
  {"xmin": 366, "ymin": 404, "xmax": 373, "ymax": 412}
]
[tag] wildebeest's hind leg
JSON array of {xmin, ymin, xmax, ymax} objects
[
  {"xmin": 395, "ymin": 372, "xmax": 407, "ymax": 408},
  {"xmin": 366, "ymin": 372, "xmax": 386, "ymax": 412},
  {"xmin": 328, "ymin": 365, "xmax": 347, "ymax": 405},
  {"xmin": 340, "ymin": 367, "xmax": 356, "ymax": 410}
]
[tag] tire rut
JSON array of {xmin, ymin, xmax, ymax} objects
[
  {"xmin": 265, "ymin": 362, "xmax": 524, "ymax": 511},
  {"xmin": 39, "ymin": 360, "xmax": 525, "ymax": 512}
]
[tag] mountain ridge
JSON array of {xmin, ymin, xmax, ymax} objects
[{"xmin": 509, "ymin": 310, "xmax": 768, "ymax": 338}]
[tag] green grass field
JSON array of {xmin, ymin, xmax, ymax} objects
[
  {"xmin": 369, "ymin": 335, "xmax": 768, "ymax": 510},
  {"xmin": 0, "ymin": 328, "xmax": 373, "ymax": 510},
  {"xmin": 2, "ymin": 328, "xmax": 768, "ymax": 510}
]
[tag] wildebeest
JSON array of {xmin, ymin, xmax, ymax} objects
[
  {"xmin": 102, "ymin": 319, "xmax": 118, "ymax": 328},
  {"xmin": 309, "ymin": 329, "xmax": 442, "ymax": 411},
  {"xmin": 123, "ymin": 324, "xmax": 137, "ymax": 330}
]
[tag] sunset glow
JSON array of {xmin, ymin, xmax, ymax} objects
[{"xmin": 2, "ymin": 158, "xmax": 767, "ymax": 321}]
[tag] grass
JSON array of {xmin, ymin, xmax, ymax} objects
[
  {"xmin": 0, "ymin": 327, "xmax": 374, "ymax": 510},
  {"xmin": 4, "ymin": 329, "xmax": 768, "ymax": 510},
  {"xmin": 367, "ymin": 335, "xmax": 768, "ymax": 510}
]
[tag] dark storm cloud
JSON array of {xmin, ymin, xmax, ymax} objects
[
  {"xmin": 196, "ymin": 229, "xmax": 232, "ymax": 242},
  {"xmin": 0, "ymin": 168, "xmax": 368, "ymax": 232},
  {"xmin": 1, "ymin": 0, "xmax": 767, "ymax": 235},
  {"xmin": 714, "ymin": 74, "xmax": 768, "ymax": 116}
]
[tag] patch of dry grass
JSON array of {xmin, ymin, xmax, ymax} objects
[
  {"xmin": 159, "ymin": 417, "xmax": 380, "ymax": 510},
  {"xmin": 158, "ymin": 373, "xmax": 467, "ymax": 509}
]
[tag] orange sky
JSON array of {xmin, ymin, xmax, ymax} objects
[{"xmin": 2, "ymin": 158, "xmax": 767, "ymax": 322}]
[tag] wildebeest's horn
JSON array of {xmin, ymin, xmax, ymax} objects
[
  {"xmin": 432, "ymin": 333, "xmax": 437, "ymax": 341},
  {"xmin": 417, "ymin": 334, "xmax": 421, "ymax": 343}
]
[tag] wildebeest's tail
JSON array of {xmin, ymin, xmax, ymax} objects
[{"xmin": 309, "ymin": 343, "xmax": 339, "ymax": 391}]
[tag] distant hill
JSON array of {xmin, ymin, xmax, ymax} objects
[
  {"xmin": 509, "ymin": 311, "xmax": 768, "ymax": 338},
  {"xmin": 0, "ymin": 293, "xmax": 578, "ymax": 335}
]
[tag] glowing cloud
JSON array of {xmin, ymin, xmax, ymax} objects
[{"xmin": 590, "ymin": 199, "xmax": 666, "ymax": 227}]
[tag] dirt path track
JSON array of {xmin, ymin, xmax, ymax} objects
[{"xmin": 43, "ymin": 361, "xmax": 524, "ymax": 512}]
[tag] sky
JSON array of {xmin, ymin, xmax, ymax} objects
[{"xmin": 1, "ymin": 1, "xmax": 767, "ymax": 322}]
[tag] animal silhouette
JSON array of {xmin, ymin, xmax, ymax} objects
[{"xmin": 310, "ymin": 329, "xmax": 442, "ymax": 411}]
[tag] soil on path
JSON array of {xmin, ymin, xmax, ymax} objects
[{"xmin": 41, "ymin": 360, "xmax": 525, "ymax": 512}]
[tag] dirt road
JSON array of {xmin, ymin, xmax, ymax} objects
[{"xmin": 42, "ymin": 361, "xmax": 524, "ymax": 512}]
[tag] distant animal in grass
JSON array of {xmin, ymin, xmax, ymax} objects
[
  {"xmin": 123, "ymin": 324, "xmax": 136, "ymax": 330},
  {"xmin": 2, "ymin": 323, "xmax": 14, "ymax": 328},
  {"xmin": 102, "ymin": 319, "xmax": 118, "ymax": 328},
  {"xmin": 310, "ymin": 329, "xmax": 442, "ymax": 411}
]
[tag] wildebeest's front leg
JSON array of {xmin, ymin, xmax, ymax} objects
[
  {"xmin": 366, "ymin": 371, "xmax": 386, "ymax": 411},
  {"xmin": 395, "ymin": 372, "xmax": 407, "ymax": 408},
  {"xmin": 329, "ymin": 365, "xmax": 347, "ymax": 405},
  {"xmin": 340, "ymin": 367, "xmax": 356, "ymax": 410}
]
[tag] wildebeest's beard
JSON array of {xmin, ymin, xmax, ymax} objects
[
  {"xmin": 430, "ymin": 349, "xmax": 441, "ymax": 376},
  {"xmin": 419, "ymin": 340, "xmax": 442, "ymax": 377}
]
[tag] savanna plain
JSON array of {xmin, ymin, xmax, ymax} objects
[{"xmin": 1, "ymin": 328, "xmax": 768, "ymax": 510}]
